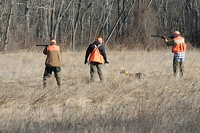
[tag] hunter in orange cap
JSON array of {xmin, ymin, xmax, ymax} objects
[
  {"xmin": 84, "ymin": 37, "xmax": 109, "ymax": 82},
  {"xmin": 43, "ymin": 39, "xmax": 62, "ymax": 88},
  {"xmin": 162, "ymin": 31, "xmax": 187, "ymax": 77}
]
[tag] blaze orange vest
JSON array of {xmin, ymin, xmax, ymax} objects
[
  {"xmin": 89, "ymin": 45, "xmax": 103, "ymax": 64},
  {"xmin": 47, "ymin": 45, "xmax": 60, "ymax": 52},
  {"xmin": 172, "ymin": 36, "xmax": 187, "ymax": 53},
  {"xmin": 45, "ymin": 45, "xmax": 61, "ymax": 67}
]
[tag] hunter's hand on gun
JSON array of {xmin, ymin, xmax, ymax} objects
[{"xmin": 161, "ymin": 36, "xmax": 166, "ymax": 40}]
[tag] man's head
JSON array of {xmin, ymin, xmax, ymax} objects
[
  {"xmin": 50, "ymin": 39, "xmax": 56, "ymax": 45},
  {"xmin": 173, "ymin": 31, "xmax": 180, "ymax": 37},
  {"xmin": 96, "ymin": 37, "xmax": 104, "ymax": 44}
]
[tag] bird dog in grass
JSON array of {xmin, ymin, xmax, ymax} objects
[{"xmin": 120, "ymin": 68, "xmax": 146, "ymax": 79}]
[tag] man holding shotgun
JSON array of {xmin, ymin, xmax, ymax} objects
[
  {"xmin": 43, "ymin": 39, "xmax": 62, "ymax": 88},
  {"xmin": 161, "ymin": 31, "xmax": 187, "ymax": 77}
]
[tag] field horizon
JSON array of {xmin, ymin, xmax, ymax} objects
[{"xmin": 0, "ymin": 49, "xmax": 200, "ymax": 133}]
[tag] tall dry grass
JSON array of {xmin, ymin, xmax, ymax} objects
[{"xmin": 0, "ymin": 49, "xmax": 200, "ymax": 133}]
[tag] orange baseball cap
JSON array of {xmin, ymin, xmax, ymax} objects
[
  {"xmin": 173, "ymin": 31, "xmax": 180, "ymax": 35},
  {"xmin": 50, "ymin": 39, "xmax": 56, "ymax": 43},
  {"xmin": 96, "ymin": 37, "xmax": 104, "ymax": 43}
]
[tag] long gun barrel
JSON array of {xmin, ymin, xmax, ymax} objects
[
  {"xmin": 151, "ymin": 35, "xmax": 162, "ymax": 37},
  {"xmin": 151, "ymin": 35, "xmax": 174, "ymax": 39},
  {"xmin": 35, "ymin": 44, "xmax": 49, "ymax": 47}
]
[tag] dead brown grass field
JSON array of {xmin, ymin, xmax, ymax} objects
[{"xmin": 0, "ymin": 49, "xmax": 200, "ymax": 133}]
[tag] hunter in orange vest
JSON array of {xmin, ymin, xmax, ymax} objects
[
  {"xmin": 43, "ymin": 39, "xmax": 62, "ymax": 88},
  {"xmin": 84, "ymin": 37, "xmax": 109, "ymax": 82},
  {"xmin": 162, "ymin": 31, "xmax": 187, "ymax": 77}
]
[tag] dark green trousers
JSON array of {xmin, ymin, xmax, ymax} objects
[
  {"xmin": 43, "ymin": 66, "xmax": 61, "ymax": 88},
  {"xmin": 173, "ymin": 58, "xmax": 184, "ymax": 77},
  {"xmin": 90, "ymin": 62, "xmax": 104, "ymax": 82}
]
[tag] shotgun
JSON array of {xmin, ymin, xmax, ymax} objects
[
  {"xmin": 35, "ymin": 44, "xmax": 49, "ymax": 47},
  {"xmin": 151, "ymin": 35, "xmax": 174, "ymax": 39}
]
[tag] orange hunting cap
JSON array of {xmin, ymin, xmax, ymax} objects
[
  {"xmin": 173, "ymin": 31, "xmax": 180, "ymax": 35},
  {"xmin": 50, "ymin": 39, "xmax": 56, "ymax": 43},
  {"xmin": 96, "ymin": 37, "xmax": 104, "ymax": 44}
]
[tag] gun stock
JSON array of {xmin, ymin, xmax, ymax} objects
[{"xmin": 35, "ymin": 44, "xmax": 49, "ymax": 47}]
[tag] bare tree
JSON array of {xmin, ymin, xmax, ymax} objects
[
  {"xmin": 2, "ymin": 0, "xmax": 15, "ymax": 51},
  {"xmin": 0, "ymin": 0, "xmax": 200, "ymax": 51}
]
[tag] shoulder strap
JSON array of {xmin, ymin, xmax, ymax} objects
[{"xmin": 94, "ymin": 44, "xmax": 102, "ymax": 49}]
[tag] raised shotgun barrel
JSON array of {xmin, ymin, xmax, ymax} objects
[
  {"xmin": 35, "ymin": 44, "xmax": 49, "ymax": 47},
  {"xmin": 151, "ymin": 35, "xmax": 162, "ymax": 37},
  {"xmin": 151, "ymin": 35, "xmax": 174, "ymax": 39}
]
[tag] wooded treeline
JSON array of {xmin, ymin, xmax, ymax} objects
[{"xmin": 0, "ymin": 0, "xmax": 199, "ymax": 51}]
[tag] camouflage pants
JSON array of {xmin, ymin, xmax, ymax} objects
[
  {"xmin": 90, "ymin": 62, "xmax": 104, "ymax": 82},
  {"xmin": 173, "ymin": 58, "xmax": 184, "ymax": 77},
  {"xmin": 43, "ymin": 66, "xmax": 61, "ymax": 88}
]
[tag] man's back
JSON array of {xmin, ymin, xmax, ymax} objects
[{"xmin": 44, "ymin": 45, "xmax": 61, "ymax": 67}]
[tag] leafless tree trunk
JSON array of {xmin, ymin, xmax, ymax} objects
[
  {"xmin": 0, "ymin": 0, "xmax": 200, "ymax": 51},
  {"xmin": 4, "ymin": 0, "xmax": 15, "ymax": 51},
  {"xmin": 71, "ymin": 0, "xmax": 81, "ymax": 50},
  {"xmin": 105, "ymin": 0, "xmax": 132, "ymax": 44},
  {"xmin": 52, "ymin": 0, "xmax": 73, "ymax": 39}
]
